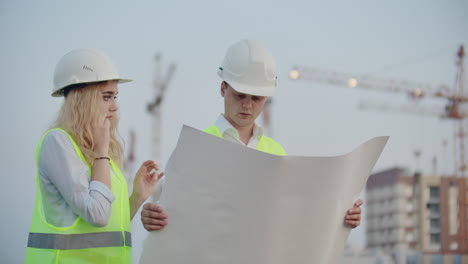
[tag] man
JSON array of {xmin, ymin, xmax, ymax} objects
[{"xmin": 140, "ymin": 39, "xmax": 362, "ymax": 231}]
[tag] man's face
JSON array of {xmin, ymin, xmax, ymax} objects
[{"xmin": 221, "ymin": 83, "xmax": 267, "ymax": 130}]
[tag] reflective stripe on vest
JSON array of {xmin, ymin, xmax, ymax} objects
[
  {"xmin": 28, "ymin": 231, "xmax": 132, "ymax": 249},
  {"xmin": 203, "ymin": 125, "xmax": 286, "ymax": 156}
]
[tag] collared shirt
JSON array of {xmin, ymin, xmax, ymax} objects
[
  {"xmin": 214, "ymin": 114, "xmax": 264, "ymax": 149},
  {"xmin": 38, "ymin": 130, "xmax": 115, "ymax": 227}
]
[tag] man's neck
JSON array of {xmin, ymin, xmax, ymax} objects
[
  {"xmin": 223, "ymin": 115, "xmax": 254, "ymax": 145},
  {"xmin": 235, "ymin": 125, "xmax": 254, "ymax": 145}
]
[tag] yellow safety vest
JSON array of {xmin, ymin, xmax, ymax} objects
[
  {"xmin": 204, "ymin": 125, "xmax": 286, "ymax": 156},
  {"xmin": 26, "ymin": 128, "xmax": 132, "ymax": 264}
]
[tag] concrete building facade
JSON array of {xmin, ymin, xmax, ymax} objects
[{"xmin": 366, "ymin": 168, "xmax": 468, "ymax": 264}]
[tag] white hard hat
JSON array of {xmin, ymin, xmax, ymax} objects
[
  {"xmin": 217, "ymin": 39, "xmax": 277, "ymax": 96},
  {"xmin": 52, "ymin": 49, "xmax": 131, "ymax": 97}
]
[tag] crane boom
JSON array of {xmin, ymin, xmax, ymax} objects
[
  {"xmin": 289, "ymin": 46, "xmax": 467, "ymax": 177},
  {"xmin": 290, "ymin": 65, "xmax": 466, "ymax": 102}
]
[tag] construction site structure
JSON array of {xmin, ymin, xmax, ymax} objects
[
  {"xmin": 366, "ymin": 167, "xmax": 468, "ymax": 263},
  {"xmin": 261, "ymin": 98, "xmax": 273, "ymax": 136},
  {"xmin": 289, "ymin": 46, "xmax": 467, "ymax": 178},
  {"xmin": 147, "ymin": 53, "xmax": 176, "ymax": 164},
  {"xmin": 123, "ymin": 129, "xmax": 137, "ymax": 192}
]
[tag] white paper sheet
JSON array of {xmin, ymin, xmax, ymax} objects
[{"xmin": 140, "ymin": 125, "xmax": 388, "ymax": 264}]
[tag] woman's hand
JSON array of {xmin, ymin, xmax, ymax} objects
[
  {"xmin": 129, "ymin": 160, "xmax": 164, "ymax": 219},
  {"xmin": 133, "ymin": 160, "xmax": 164, "ymax": 201},
  {"xmin": 90, "ymin": 114, "xmax": 112, "ymax": 188},
  {"xmin": 91, "ymin": 114, "xmax": 111, "ymax": 156}
]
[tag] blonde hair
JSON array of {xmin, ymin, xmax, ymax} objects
[{"xmin": 53, "ymin": 81, "xmax": 123, "ymax": 167}]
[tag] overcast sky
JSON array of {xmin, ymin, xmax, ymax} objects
[{"xmin": 1, "ymin": 1, "xmax": 467, "ymax": 262}]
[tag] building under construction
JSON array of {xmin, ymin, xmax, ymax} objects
[{"xmin": 366, "ymin": 167, "xmax": 468, "ymax": 263}]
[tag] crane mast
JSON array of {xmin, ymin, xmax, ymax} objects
[
  {"xmin": 147, "ymin": 53, "xmax": 176, "ymax": 164},
  {"xmin": 454, "ymin": 46, "xmax": 466, "ymax": 176}
]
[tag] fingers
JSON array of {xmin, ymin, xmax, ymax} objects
[
  {"xmin": 157, "ymin": 171, "xmax": 165, "ymax": 180},
  {"xmin": 142, "ymin": 215, "xmax": 168, "ymax": 231},
  {"xmin": 142, "ymin": 160, "xmax": 158, "ymax": 168},
  {"xmin": 103, "ymin": 117, "xmax": 111, "ymax": 130},
  {"xmin": 139, "ymin": 160, "xmax": 164, "ymax": 182},
  {"xmin": 346, "ymin": 211, "xmax": 361, "ymax": 219},
  {"xmin": 93, "ymin": 112, "xmax": 110, "ymax": 129},
  {"xmin": 141, "ymin": 203, "xmax": 168, "ymax": 221},
  {"xmin": 143, "ymin": 202, "xmax": 164, "ymax": 212},
  {"xmin": 141, "ymin": 160, "xmax": 162, "ymax": 174},
  {"xmin": 149, "ymin": 171, "xmax": 164, "ymax": 185},
  {"xmin": 142, "ymin": 160, "xmax": 161, "ymax": 168},
  {"xmin": 347, "ymin": 206, "xmax": 361, "ymax": 215},
  {"xmin": 345, "ymin": 219, "xmax": 360, "ymax": 228},
  {"xmin": 354, "ymin": 199, "xmax": 363, "ymax": 207},
  {"xmin": 345, "ymin": 206, "xmax": 361, "ymax": 228},
  {"xmin": 141, "ymin": 203, "xmax": 168, "ymax": 231},
  {"xmin": 91, "ymin": 112, "xmax": 111, "ymax": 154},
  {"xmin": 142, "ymin": 219, "xmax": 167, "ymax": 231}
]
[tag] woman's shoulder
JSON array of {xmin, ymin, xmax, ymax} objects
[{"xmin": 40, "ymin": 129, "xmax": 73, "ymax": 150}]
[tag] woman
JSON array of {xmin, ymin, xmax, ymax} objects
[{"xmin": 26, "ymin": 49, "xmax": 163, "ymax": 263}]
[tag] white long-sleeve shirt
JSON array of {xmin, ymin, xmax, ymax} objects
[{"xmin": 37, "ymin": 130, "xmax": 115, "ymax": 227}]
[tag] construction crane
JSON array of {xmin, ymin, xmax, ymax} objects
[
  {"xmin": 147, "ymin": 53, "xmax": 176, "ymax": 165},
  {"xmin": 289, "ymin": 45, "xmax": 467, "ymax": 177},
  {"xmin": 123, "ymin": 129, "xmax": 137, "ymax": 190},
  {"xmin": 261, "ymin": 98, "xmax": 273, "ymax": 136}
]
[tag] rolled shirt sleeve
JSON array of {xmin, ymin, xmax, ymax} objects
[{"xmin": 38, "ymin": 130, "xmax": 115, "ymax": 227}]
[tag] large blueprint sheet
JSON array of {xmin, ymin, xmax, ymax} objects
[{"xmin": 140, "ymin": 125, "xmax": 388, "ymax": 264}]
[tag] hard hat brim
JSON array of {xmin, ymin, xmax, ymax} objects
[
  {"xmin": 218, "ymin": 70, "xmax": 275, "ymax": 97},
  {"xmin": 51, "ymin": 78, "xmax": 132, "ymax": 97}
]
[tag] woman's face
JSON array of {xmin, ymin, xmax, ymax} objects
[{"xmin": 99, "ymin": 81, "xmax": 119, "ymax": 120}]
